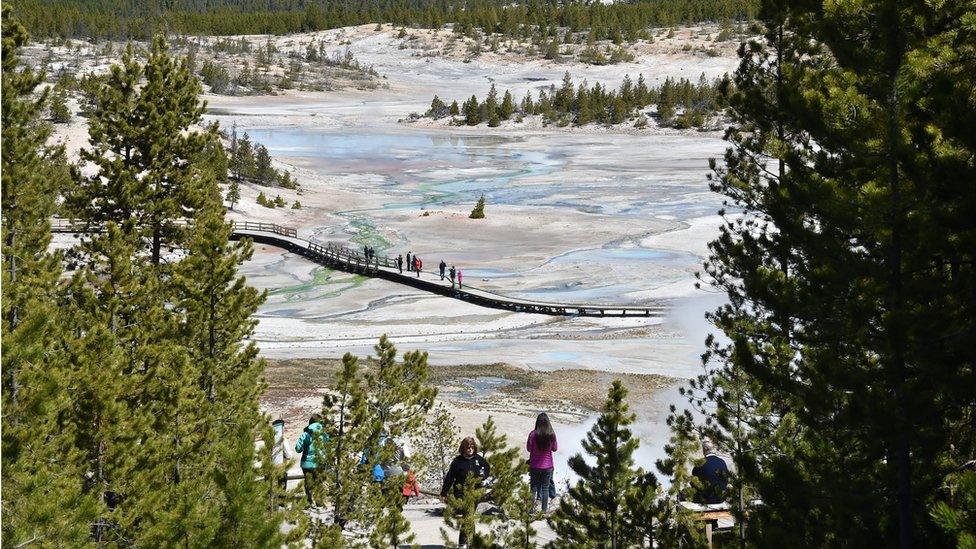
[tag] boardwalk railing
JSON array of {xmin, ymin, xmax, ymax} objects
[{"xmin": 53, "ymin": 218, "xmax": 668, "ymax": 318}]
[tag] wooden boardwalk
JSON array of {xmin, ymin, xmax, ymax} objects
[{"xmin": 52, "ymin": 219, "xmax": 669, "ymax": 318}]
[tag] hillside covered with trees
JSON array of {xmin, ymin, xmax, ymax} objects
[{"xmin": 12, "ymin": 0, "xmax": 758, "ymax": 40}]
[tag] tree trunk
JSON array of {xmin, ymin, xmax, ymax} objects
[{"xmin": 882, "ymin": 2, "xmax": 911, "ymax": 545}]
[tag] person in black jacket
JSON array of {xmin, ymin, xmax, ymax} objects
[{"xmin": 441, "ymin": 437, "xmax": 490, "ymax": 547}]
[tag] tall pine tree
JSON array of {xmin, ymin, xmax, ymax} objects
[
  {"xmin": 548, "ymin": 380, "xmax": 657, "ymax": 549},
  {"xmin": 702, "ymin": 0, "xmax": 976, "ymax": 545},
  {"xmin": 1, "ymin": 7, "xmax": 97, "ymax": 544}
]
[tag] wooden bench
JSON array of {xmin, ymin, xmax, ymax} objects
[{"xmin": 679, "ymin": 501, "xmax": 733, "ymax": 548}]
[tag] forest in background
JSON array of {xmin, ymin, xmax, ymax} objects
[{"xmin": 12, "ymin": 0, "xmax": 757, "ymax": 40}]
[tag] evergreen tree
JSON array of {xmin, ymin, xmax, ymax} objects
[
  {"xmin": 173, "ymin": 193, "xmax": 283, "ymax": 545},
  {"xmin": 701, "ymin": 0, "xmax": 976, "ymax": 544},
  {"xmin": 1, "ymin": 8, "xmax": 98, "ymax": 544},
  {"xmin": 469, "ymin": 194, "xmax": 486, "ymax": 219},
  {"xmin": 440, "ymin": 473, "xmax": 488, "ymax": 548},
  {"xmin": 548, "ymin": 380, "xmax": 650, "ymax": 549},
  {"xmin": 48, "ymin": 84, "xmax": 71, "ymax": 122},
  {"xmin": 463, "ymin": 95, "xmax": 481, "ymax": 125},
  {"xmin": 483, "ymin": 83, "xmax": 499, "ymax": 123},
  {"xmin": 412, "ymin": 403, "xmax": 460, "ymax": 486},
  {"xmin": 66, "ymin": 36, "xmax": 208, "ymax": 266},
  {"xmin": 428, "ymin": 94, "xmax": 449, "ymax": 118},
  {"xmin": 232, "ymin": 132, "xmax": 256, "ymax": 181},
  {"xmin": 255, "ymin": 144, "xmax": 274, "ymax": 184},
  {"xmin": 500, "ymin": 90, "xmax": 514, "ymax": 120},
  {"xmin": 318, "ymin": 352, "xmax": 370, "ymax": 536},
  {"xmin": 502, "ymin": 482, "xmax": 538, "ymax": 548},
  {"xmin": 449, "ymin": 99, "xmax": 460, "ymax": 116},
  {"xmin": 476, "ymin": 416, "xmax": 525, "ymax": 523},
  {"xmin": 226, "ymin": 179, "xmax": 241, "ymax": 210}
]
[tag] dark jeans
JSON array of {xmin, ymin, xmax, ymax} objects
[
  {"xmin": 302, "ymin": 468, "xmax": 317, "ymax": 505},
  {"xmin": 529, "ymin": 467, "xmax": 554, "ymax": 513}
]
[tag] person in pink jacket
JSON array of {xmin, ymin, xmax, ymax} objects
[{"xmin": 527, "ymin": 412, "xmax": 558, "ymax": 514}]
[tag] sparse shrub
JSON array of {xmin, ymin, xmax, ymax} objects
[
  {"xmin": 257, "ymin": 192, "xmax": 273, "ymax": 207},
  {"xmin": 469, "ymin": 195, "xmax": 486, "ymax": 219}
]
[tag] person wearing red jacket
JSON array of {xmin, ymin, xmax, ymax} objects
[{"xmin": 401, "ymin": 466, "xmax": 422, "ymax": 508}]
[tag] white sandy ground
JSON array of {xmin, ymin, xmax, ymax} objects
[{"xmin": 47, "ymin": 24, "xmax": 740, "ymax": 546}]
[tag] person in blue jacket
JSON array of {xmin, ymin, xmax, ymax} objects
[
  {"xmin": 295, "ymin": 414, "xmax": 327, "ymax": 505},
  {"xmin": 362, "ymin": 433, "xmax": 390, "ymax": 483}
]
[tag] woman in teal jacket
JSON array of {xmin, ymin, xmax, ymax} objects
[{"xmin": 295, "ymin": 414, "xmax": 328, "ymax": 505}]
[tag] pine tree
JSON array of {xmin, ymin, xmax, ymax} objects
[
  {"xmin": 483, "ymin": 83, "xmax": 499, "ymax": 124},
  {"xmin": 500, "ymin": 90, "xmax": 514, "ymax": 120},
  {"xmin": 232, "ymin": 132, "xmax": 256, "ymax": 181},
  {"xmin": 357, "ymin": 336, "xmax": 437, "ymax": 537},
  {"xmin": 317, "ymin": 352, "xmax": 370, "ymax": 536},
  {"xmin": 173, "ymin": 195, "xmax": 283, "ymax": 544},
  {"xmin": 369, "ymin": 484, "xmax": 415, "ymax": 549},
  {"xmin": 701, "ymin": 0, "xmax": 976, "ymax": 544},
  {"xmin": 412, "ymin": 403, "xmax": 460, "ymax": 487},
  {"xmin": 227, "ymin": 179, "xmax": 241, "ymax": 210},
  {"xmin": 66, "ymin": 36, "xmax": 208, "ymax": 266},
  {"xmin": 548, "ymin": 380, "xmax": 649, "ymax": 549},
  {"xmin": 255, "ymin": 144, "xmax": 274, "ymax": 184},
  {"xmin": 502, "ymin": 482, "xmax": 538, "ymax": 548},
  {"xmin": 463, "ymin": 94, "xmax": 481, "ymax": 125},
  {"xmin": 469, "ymin": 194, "xmax": 486, "ymax": 219},
  {"xmin": 476, "ymin": 416, "xmax": 525, "ymax": 523},
  {"xmin": 48, "ymin": 85, "xmax": 71, "ymax": 122},
  {"xmin": 1, "ymin": 8, "xmax": 98, "ymax": 544},
  {"xmin": 440, "ymin": 473, "xmax": 488, "ymax": 548}
]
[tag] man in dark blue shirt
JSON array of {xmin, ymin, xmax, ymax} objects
[{"xmin": 692, "ymin": 440, "xmax": 729, "ymax": 504}]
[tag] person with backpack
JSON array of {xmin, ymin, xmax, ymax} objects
[
  {"xmin": 295, "ymin": 414, "xmax": 328, "ymax": 506},
  {"xmin": 527, "ymin": 412, "xmax": 558, "ymax": 515},
  {"xmin": 441, "ymin": 437, "xmax": 491, "ymax": 547}
]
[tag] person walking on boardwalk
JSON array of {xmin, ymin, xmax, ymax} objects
[
  {"xmin": 415, "ymin": 257, "xmax": 422, "ymax": 277},
  {"xmin": 363, "ymin": 244, "xmax": 369, "ymax": 260},
  {"xmin": 439, "ymin": 259, "xmax": 447, "ymax": 280},
  {"xmin": 441, "ymin": 437, "xmax": 491, "ymax": 547},
  {"xmin": 397, "ymin": 254, "xmax": 403, "ymax": 273},
  {"xmin": 449, "ymin": 265, "xmax": 456, "ymax": 288},
  {"xmin": 295, "ymin": 414, "xmax": 328, "ymax": 506},
  {"xmin": 527, "ymin": 412, "xmax": 558, "ymax": 515},
  {"xmin": 406, "ymin": 251, "xmax": 412, "ymax": 272},
  {"xmin": 457, "ymin": 269, "xmax": 463, "ymax": 289}
]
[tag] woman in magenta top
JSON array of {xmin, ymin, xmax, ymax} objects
[{"xmin": 527, "ymin": 412, "xmax": 558, "ymax": 514}]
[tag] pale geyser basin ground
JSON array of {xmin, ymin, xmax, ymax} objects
[
  {"xmin": 202, "ymin": 25, "xmax": 734, "ymax": 496},
  {"xmin": 199, "ymin": 25, "xmax": 735, "ymax": 379}
]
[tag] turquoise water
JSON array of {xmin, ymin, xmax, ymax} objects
[
  {"xmin": 244, "ymin": 128, "xmax": 716, "ymax": 220},
  {"xmin": 239, "ymin": 127, "xmax": 721, "ymax": 302}
]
